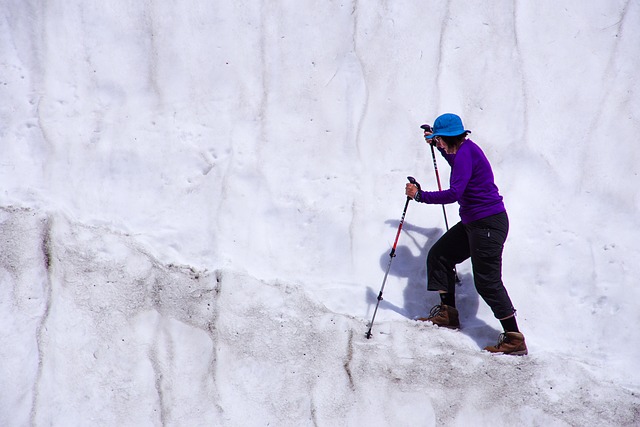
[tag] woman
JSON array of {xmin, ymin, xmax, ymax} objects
[{"xmin": 404, "ymin": 113, "xmax": 527, "ymax": 355}]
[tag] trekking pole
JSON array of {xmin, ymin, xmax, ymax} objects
[
  {"xmin": 422, "ymin": 124, "xmax": 460, "ymax": 283},
  {"xmin": 365, "ymin": 176, "xmax": 418, "ymax": 339}
]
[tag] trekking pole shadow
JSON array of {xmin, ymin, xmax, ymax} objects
[
  {"xmin": 369, "ymin": 221, "xmax": 442, "ymax": 319},
  {"xmin": 365, "ymin": 285, "xmax": 405, "ymax": 317},
  {"xmin": 396, "ymin": 223, "xmax": 443, "ymax": 319}
]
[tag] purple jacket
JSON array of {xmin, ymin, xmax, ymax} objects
[{"xmin": 417, "ymin": 139, "xmax": 505, "ymax": 224}]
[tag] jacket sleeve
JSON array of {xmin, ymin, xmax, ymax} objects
[{"xmin": 417, "ymin": 148, "xmax": 472, "ymax": 205}]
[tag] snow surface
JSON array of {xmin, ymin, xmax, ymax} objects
[{"xmin": 1, "ymin": 1, "xmax": 639, "ymax": 426}]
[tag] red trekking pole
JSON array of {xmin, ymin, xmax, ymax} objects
[{"xmin": 365, "ymin": 176, "xmax": 418, "ymax": 339}]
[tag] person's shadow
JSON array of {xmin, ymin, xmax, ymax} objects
[{"xmin": 366, "ymin": 219, "xmax": 501, "ymax": 348}]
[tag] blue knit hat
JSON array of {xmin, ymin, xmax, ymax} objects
[{"xmin": 425, "ymin": 113, "xmax": 470, "ymax": 139}]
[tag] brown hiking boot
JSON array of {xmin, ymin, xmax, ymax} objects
[
  {"xmin": 418, "ymin": 304, "xmax": 460, "ymax": 329},
  {"xmin": 484, "ymin": 332, "xmax": 528, "ymax": 355}
]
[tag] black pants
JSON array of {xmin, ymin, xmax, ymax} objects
[{"xmin": 426, "ymin": 211, "xmax": 515, "ymax": 319}]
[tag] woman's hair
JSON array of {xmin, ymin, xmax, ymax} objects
[{"xmin": 440, "ymin": 132, "xmax": 470, "ymax": 149}]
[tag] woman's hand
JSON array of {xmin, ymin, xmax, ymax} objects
[
  {"xmin": 423, "ymin": 128, "xmax": 436, "ymax": 146},
  {"xmin": 405, "ymin": 183, "xmax": 418, "ymax": 199}
]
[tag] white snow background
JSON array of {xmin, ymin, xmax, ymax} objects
[{"xmin": 1, "ymin": 1, "xmax": 640, "ymax": 426}]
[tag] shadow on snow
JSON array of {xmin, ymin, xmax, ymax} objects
[{"xmin": 366, "ymin": 219, "xmax": 501, "ymax": 349}]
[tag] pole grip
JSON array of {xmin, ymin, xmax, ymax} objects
[{"xmin": 407, "ymin": 176, "xmax": 421, "ymax": 191}]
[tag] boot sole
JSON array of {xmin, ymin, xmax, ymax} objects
[
  {"xmin": 486, "ymin": 349, "xmax": 528, "ymax": 356},
  {"xmin": 416, "ymin": 319, "xmax": 460, "ymax": 330}
]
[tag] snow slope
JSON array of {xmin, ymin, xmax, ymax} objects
[{"xmin": 1, "ymin": 1, "xmax": 639, "ymax": 425}]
